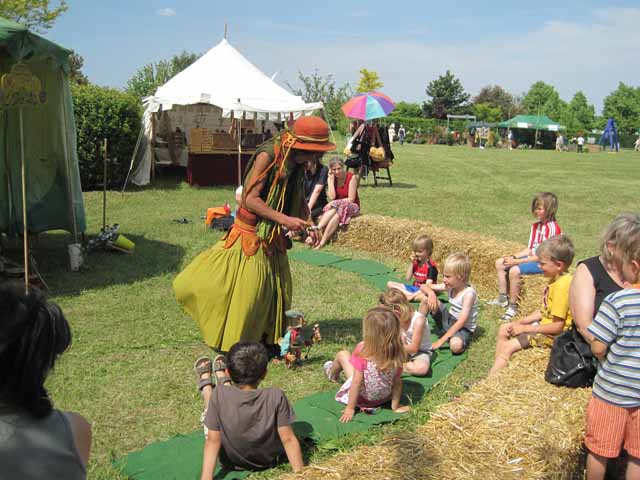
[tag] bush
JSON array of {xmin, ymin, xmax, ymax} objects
[{"xmin": 72, "ymin": 84, "xmax": 142, "ymax": 190}]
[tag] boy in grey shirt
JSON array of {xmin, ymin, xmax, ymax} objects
[{"xmin": 195, "ymin": 342, "xmax": 303, "ymax": 478}]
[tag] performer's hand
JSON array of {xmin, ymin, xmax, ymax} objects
[{"xmin": 282, "ymin": 216, "xmax": 308, "ymax": 233}]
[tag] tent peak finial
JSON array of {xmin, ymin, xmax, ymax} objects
[{"xmin": 224, "ymin": 22, "xmax": 228, "ymax": 40}]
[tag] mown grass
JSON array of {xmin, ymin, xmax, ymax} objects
[{"xmin": 7, "ymin": 145, "xmax": 638, "ymax": 478}]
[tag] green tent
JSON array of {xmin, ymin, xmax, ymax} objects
[
  {"xmin": 0, "ymin": 16, "xmax": 85, "ymax": 237},
  {"xmin": 498, "ymin": 114, "xmax": 564, "ymax": 132}
]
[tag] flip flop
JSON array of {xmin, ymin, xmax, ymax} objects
[{"xmin": 193, "ymin": 356, "xmax": 213, "ymax": 391}]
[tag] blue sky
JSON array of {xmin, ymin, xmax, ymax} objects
[{"xmin": 48, "ymin": 1, "xmax": 640, "ymax": 113}]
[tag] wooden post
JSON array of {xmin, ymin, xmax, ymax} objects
[
  {"xmin": 103, "ymin": 139, "xmax": 108, "ymax": 231},
  {"xmin": 18, "ymin": 108, "xmax": 29, "ymax": 291},
  {"xmin": 237, "ymin": 117, "xmax": 242, "ymax": 186}
]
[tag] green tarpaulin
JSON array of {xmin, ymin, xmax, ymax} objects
[
  {"xmin": 497, "ymin": 114, "xmax": 564, "ymax": 132},
  {"xmin": 0, "ymin": 16, "xmax": 85, "ymax": 235}
]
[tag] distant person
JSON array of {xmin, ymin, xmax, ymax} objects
[
  {"xmin": 507, "ymin": 130, "xmax": 513, "ymax": 150},
  {"xmin": 577, "ymin": 135, "xmax": 585, "ymax": 153},
  {"xmin": 194, "ymin": 342, "xmax": 303, "ymax": 477},
  {"xmin": 555, "ymin": 134, "xmax": 564, "ymax": 152},
  {"xmin": 0, "ymin": 284, "xmax": 92, "ymax": 480},
  {"xmin": 303, "ymin": 156, "xmax": 328, "ymax": 221},
  {"xmin": 635, "ymin": 135, "xmax": 640, "ymax": 151},
  {"xmin": 388, "ymin": 123, "xmax": 396, "ymax": 143},
  {"xmin": 398, "ymin": 125, "xmax": 406, "ymax": 145}
]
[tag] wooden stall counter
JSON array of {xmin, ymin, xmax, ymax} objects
[{"xmin": 187, "ymin": 150, "xmax": 253, "ymax": 187}]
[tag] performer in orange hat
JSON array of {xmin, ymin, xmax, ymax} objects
[{"xmin": 174, "ymin": 116, "xmax": 336, "ymax": 352}]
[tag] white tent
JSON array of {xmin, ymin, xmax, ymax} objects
[{"xmin": 129, "ymin": 38, "xmax": 323, "ymax": 186}]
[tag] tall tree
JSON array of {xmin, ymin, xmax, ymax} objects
[
  {"xmin": 422, "ymin": 70, "xmax": 470, "ymax": 120},
  {"xmin": 288, "ymin": 69, "xmax": 352, "ymax": 129},
  {"xmin": 602, "ymin": 82, "xmax": 640, "ymax": 136},
  {"xmin": 522, "ymin": 81, "xmax": 567, "ymax": 122},
  {"xmin": 68, "ymin": 50, "xmax": 88, "ymax": 85},
  {"xmin": 473, "ymin": 85, "xmax": 517, "ymax": 119},
  {"xmin": 0, "ymin": 0, "xmax": 68, "ymax": 32},
  {"xmin": 355, "ymin": 68, "xmax": 383, "ymax": 93},
  {"xmin": 393, "ymin": 101, "xmax": 422, "ymax": 117},
  {"xmin": 567, "ymin": 91, "xmax": 595, "ymax": 132},
  {"xmin": 126, "ymin": 51, "xmax": 200, "ymax": 101}
]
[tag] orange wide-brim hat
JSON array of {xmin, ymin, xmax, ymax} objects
[{"xmin": 290, "ymin": 116, "xmax": 336, "ymax": 152}]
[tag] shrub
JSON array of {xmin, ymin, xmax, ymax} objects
[{"xmin": 71, "ymin": 84, "xmax": 142, "ymax": 190}]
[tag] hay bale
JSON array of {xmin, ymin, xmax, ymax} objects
[
  {"xmin": 335, "ymin": 214, "xmax": 545, "ymax": 301},
  {"xmin": 283, "ymin": 349, "xmax": 591, "ymax": 480}
]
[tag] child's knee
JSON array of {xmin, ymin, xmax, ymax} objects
[
  {"xmin": 450, "ymin": 337, "xmax": 465, "ymax": 354},
  {"xmin": 508, "ymin": 266, "xmax": 521, "ymax": 280},
  {"xmin": 498, "ymin": 323, "xmax": 510, "ymax": 337},
  {"xmin": 335, "ymin": 350, "xmax": 350, "ymax": 361},
  {"xmin": 495, "ymin": 257, "xmax": 505, "ymax": 270}
]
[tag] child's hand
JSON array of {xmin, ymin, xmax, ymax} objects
[
  {"xmin": 339, "ymin": 407, "xmax": 355, "ymax": 423},
  {"xmin": 503, "ymin": 256, "xmax": 517, "ymax": 268},
  {"xmin": 393, "ymin": 405, "xmax": 410, "ymax": 414},
  {"xmin": 426, "ymin": 292, "xmax": 438, "ymax": 313},
  {"xmin": 432, "ymin": 339, "xmax": 444, "ymax": 350},
  {"xmin": 508, "ymin": 323, "xmax": 526, "ymax": 336}
]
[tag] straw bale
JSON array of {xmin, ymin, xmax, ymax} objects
[
  {"xmin": 283, "ymin": 349, "xmax": 591, "ymax": 480},
  {"xmin": 335, "ymin": 214, "xmax": 545, "ymax": 301}
]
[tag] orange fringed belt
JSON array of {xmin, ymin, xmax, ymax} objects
[{"xmin": 223, "ymin": 208, "xmax": 287, "ymax": 256}]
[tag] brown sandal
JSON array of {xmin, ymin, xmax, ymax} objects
[
  {"xmin": 194, "ymin": 356, "xmax": 213, "ymax": 391},
  {"xmin": 213, "ymin": 355, "xmax": 232, "ymax": 386}
]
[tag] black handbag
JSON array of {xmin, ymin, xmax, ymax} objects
[{"xmin": 545, "ymin": 327, "xmax": 597, "ymax": 388}]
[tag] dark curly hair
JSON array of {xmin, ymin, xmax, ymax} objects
[
  {"xmin": 0, "ymin": 283, "xmax": 72, "ymax": 418},
  {"xmin": 226, "ymin": 342, "xmax": 268, "ymax": 386}
]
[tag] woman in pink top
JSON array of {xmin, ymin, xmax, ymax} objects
[{"xmin": 313, "ymin": 156, "xmax": 360, "ymax": 250}]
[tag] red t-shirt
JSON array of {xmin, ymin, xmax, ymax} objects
[
  {"xmin": 412, "ymin": 259, "xmax": 438, "ymax": 286},
  {"xmin": 527, "ymin": 220, "xmax": 562, "ymax": 253},
  {"xmin": 334, "ymin": 172, "xmax": 360, "ymax": 206}
]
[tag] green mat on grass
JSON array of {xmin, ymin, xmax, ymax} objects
[
  {"xmin": 287, "ymin": 249, "xmax": 348, "ymax": 266},
  {"xmin": 332, "ymin": 258, "xmax": 393, "ymax": 276},
  {"xmin": 115, "ymin": 343, "xmax": 465, "ymax": 480}
]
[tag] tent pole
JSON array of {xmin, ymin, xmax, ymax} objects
[
  {"xmin": 237, "ymin": 117, "xmax": 242, "ymax": 186},
  {"xmin": 150, "ymin": 112, "xmax": 157, "ymax": 182},
  {"xmin": 60, "ymin": 82, "xmax": 79, "ymax": 244},
  {"xmin": 122, "ymin": 123, "xmax": 145, "ymax": 194},
  {"xmin": 18, "ymin": 108, "xmax": 29, "ymax": 292}
]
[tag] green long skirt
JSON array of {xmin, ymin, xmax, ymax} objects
[{"xmin": 173, "ymin": 239, "xmax": 291, "ymax": 352}]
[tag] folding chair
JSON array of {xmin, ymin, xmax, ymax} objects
[{"xmin": 371, "ymin": 160, "xmax": 393, "ymax": 186}]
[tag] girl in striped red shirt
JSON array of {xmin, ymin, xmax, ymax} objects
[{"xmin": 488, "ymin": 192, "xmax": 562, "ymax": 321}]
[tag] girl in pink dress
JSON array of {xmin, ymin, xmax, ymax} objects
[{"xmin": 323, "ymin": 306, "xmax": 410, "ymax": 422}]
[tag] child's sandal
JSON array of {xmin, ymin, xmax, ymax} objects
[
  {"xmin": 213, "ymin": 354, "xmax": 232, "ymax": 386},
  {"xmin": 194, "ymin": 356, "xmax": 213, "ymax": 391}
]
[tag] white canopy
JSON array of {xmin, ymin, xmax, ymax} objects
[{"xmin": 144, "ymin": 38, "xmax": 323, "ymax": 118}]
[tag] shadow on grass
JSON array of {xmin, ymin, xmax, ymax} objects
[{"xmin": 2, "ymin": 232, "xmax": 185, "ymax": 297}]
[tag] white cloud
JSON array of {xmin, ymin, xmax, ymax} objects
[
  {"xmin": 253, "ymin": 7, "xmax": 640, "ymax": 113},
  {"xmin": 157, "ymin": 8, "xmax": 176, "ymax": 17}
]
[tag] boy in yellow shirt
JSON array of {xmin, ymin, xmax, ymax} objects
[{"xmin": 490, "ymin": 235, "xmax": 575, "ymax": 375}]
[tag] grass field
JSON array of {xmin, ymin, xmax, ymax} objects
[{"xmin": 9, "ymin": 144, "xmax": 639, "ymax": 478}]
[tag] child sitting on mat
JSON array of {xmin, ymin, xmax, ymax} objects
[
  {"xmin": 489, "ymin": 235, "xmax": 574, "ymax": 375},
  {"xmin": 323, "ymin": 306, "xmax": 410, "ymax": 423},
  {"xmin": 379, "ymin": 288, "xmax": 433, "ymax": 376},
  {"xmin": 387, "ymin": 234, "xmax": 438, "ymax": 302},
  {"xmin": 488, "ymin": 192, "xmax": 562, "ymax": 322},
  {"xmin": 421, "ymin": 253, "xmax": 479, "ymax": 355},
  {"xmin": 194, "ymin": 342, "xmax": 303, "ymax": 477}
]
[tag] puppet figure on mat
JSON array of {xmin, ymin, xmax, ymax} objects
[{"xmin": 278, "ymin": 310, "xmax": 321, "ymax": 369}]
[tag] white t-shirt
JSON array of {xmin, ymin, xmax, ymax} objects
[
  {"xmin": 577, "ymin": 136, "xmax": 585, "ymax": 146},
  {"xmin": 403, "ymin": 311, "xmax": 432, "ymax": 353}
]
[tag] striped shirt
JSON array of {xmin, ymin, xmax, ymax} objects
[
  {"xmin": 588, "ymin": 288, "xmax": 640, "ymax": 408},
  {"xmin": 448, "ymin": 286, "xmax": 479, "ymax": 332},
  {"xmin": 527, "ymin": 220, "xmax": 562, "ymax": 253}
]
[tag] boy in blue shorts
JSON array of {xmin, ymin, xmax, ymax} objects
[{"xmin": 387, "ymin": 234, "xmax": 438, "ymax": 302}]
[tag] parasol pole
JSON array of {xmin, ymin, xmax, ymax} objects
[
  {"xmin": 18, "ymin": 107, "xmax": 29, "ymax": 291},
  {"xmin": 236, "ymin": 99, "xmax": 242, "ymax": 186}
]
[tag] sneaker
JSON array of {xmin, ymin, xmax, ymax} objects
[
  {"xmin": 323, "ymin": 361, "xmax": 338, "ymax": 382},
  {"xmin": 500, "ymin": 306, "xmax": 518, "ymax": 322},
  {"xmin": 486, "ymin": 297, "xmax": 508, "ymax": 308}
]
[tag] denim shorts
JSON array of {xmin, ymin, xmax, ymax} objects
[
  {"xmin": 403, "ymin": 284, "xmax": 420, "ymax": 294},
  {"xmin": 517, "ymin": 260, "xmax": 543, "ymax": 275},
  {"xmin": 433, "ymin": 305, "xmax": 473, "ymax": 352}
]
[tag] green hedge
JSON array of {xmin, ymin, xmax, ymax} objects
[{"xmin": 72, "ymin": 84, "xmax": 142, "ymax": 190}]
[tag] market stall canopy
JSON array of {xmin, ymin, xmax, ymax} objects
[
  {"xmin": 0, "ymin": 16, "xmax": 86, "ymax": 236},
  {"xmin": 498, "ymin": 115, "xmax": 565, "ymax": 131},
  {"xmin": 144, "ymin": 38, "xmax": 323, "ymax": 118}
]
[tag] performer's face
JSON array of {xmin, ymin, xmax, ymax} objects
[{"xmin": 293, "ymin": 151, "xmax": 321, "ymax": 165}]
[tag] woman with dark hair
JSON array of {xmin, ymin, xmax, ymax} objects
[
  {"xmin": 0, "ymin": 283, "xmax": 91, "ymax": 479},
  {"xmin": 303, "ymin": 156, "xmax": 328, "ymax": 221}
]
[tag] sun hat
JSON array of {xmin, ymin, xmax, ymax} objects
[{"xmin": 290, "ymin": 116, "xmax": 336, "ymax": 152}]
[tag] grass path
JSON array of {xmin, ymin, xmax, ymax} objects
[{"xmin": 12, "ymin": 145, "xmax": 638, "ymax": 478}]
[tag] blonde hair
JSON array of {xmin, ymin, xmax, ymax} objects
[
  {"xmin": 360, "ymin": 306, "xmax": 405, "ymax": 371},
  {"xmin": 443, "ymin": 253, "xmax": 471, "ymax": 283},
  {"xmin": 412, "ymin": 234, "xmax": 433, "ymax": 256},
  {"xmin": 536, "ymin": 234, "xmax": 575, "ymax": 266},
  {"xmin": 531, "ymin": 192, "xmax": 558, "ymax": 222},
  {"xmin": 600, "ymin": 213, "xmax": 640, "ymax": 265},
  {"xmin": 379, "ymin": 289, "xmax": 413, "ymax": 326}
]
